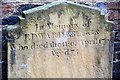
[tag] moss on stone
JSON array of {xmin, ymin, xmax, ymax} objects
[
  {"xmin": 104, "ymin": 22, "xmax": 111, "ymax": 31},
  {"xmin": 97, "ymin": 57, "xmax": 101, "ymax": 65}
]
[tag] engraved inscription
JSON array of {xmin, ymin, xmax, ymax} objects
[{"xmin": 17, "ymin": 22, "xmax": 109, "ymax": 57}]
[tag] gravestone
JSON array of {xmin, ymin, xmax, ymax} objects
[{"xmin": 8, "ymin": 1, "xmax": 112, "ymax": 78}]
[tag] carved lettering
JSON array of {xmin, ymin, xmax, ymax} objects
[{"xmin": 19, "ymin": 22, "xmax": 109, "ymax": 57}]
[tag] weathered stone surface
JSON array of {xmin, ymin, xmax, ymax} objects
[{"xmin": 8, "ymin": 1, "xmax": 112, "ymax": 78}]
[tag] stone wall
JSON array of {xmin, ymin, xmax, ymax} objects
[{"xmin": 105, "ymin": 1, "xmax": 120, "ymax": 79}]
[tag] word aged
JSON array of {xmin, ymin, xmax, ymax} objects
[{"xmin": 51, "ymin": 48, "xmax": 79, "ymax": 57}]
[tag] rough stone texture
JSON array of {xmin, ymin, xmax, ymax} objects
[
  {"xmin": 105, "ymin": 1, "xmax": 120, "ymax": 78},
  {"xmin": 0, "ymin": 29, "xmax": 2, "ymax": 79},
  {"xmin": 8, "ymin": 2, "xmax": 112, "ymax": 78},
  {"xmin": 105, "ymin": 1, "xmax": 120, "ymax": 35},
  {"xmin": 0, "ymin": 64, "xmax": 1, "ymax": 79},
  {"xmin": 106, "ymin": 2, "xmax": 120, "ymax": 10},
  {"xmin": 107, "ymin": 10, "xmax": 120, "ymax": 21}
]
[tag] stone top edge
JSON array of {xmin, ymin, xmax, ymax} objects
[{"xmin": 23, "ymin": 1, "xmax": 100, "ymax": 15}]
